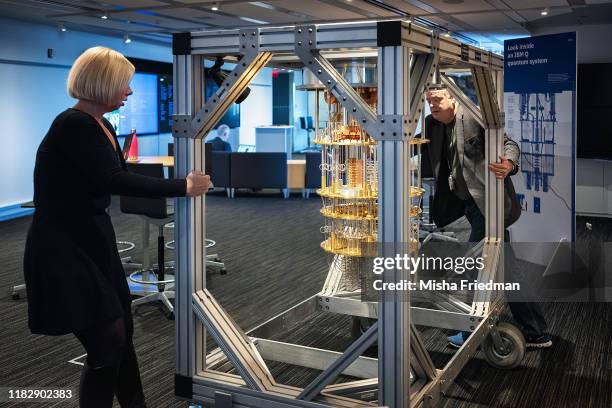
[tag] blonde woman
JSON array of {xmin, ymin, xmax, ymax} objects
[{"xmin": 23, "ymin": 46, "xmax": 210, "ymax": 407}]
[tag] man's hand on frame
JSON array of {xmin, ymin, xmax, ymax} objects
[{"xmin": 488, "ymin": 155, "xmax": 514, "ymax": 179}]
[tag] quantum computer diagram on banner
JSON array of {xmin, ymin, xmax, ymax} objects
[{"xmin": 504, "ymin": 32, "xmax": 576, "ymax": 245}]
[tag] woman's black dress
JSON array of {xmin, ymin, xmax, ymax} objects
[{"xmin": 24, "ymin": 108, "xmax": 186, "ymax": 335}]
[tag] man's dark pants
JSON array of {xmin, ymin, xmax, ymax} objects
[{"xmin": 464, "ymin": 198, "xmax": 548, "ymax": 337}]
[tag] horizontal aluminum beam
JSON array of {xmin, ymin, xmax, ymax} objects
[
  {"xmin": 193, "ymin": 371, "xmax": 377, "ymax": 408},
  {"xmin": 191, "ymin": 22, "xmax": 378, "ymax": 55},
  {"xmin": 186, "ymin": 20, "xmax": 502, "ymax": 70},
  {"xmin": 254, "ymin": 338, "xmax": 377, "ymax": 379}
]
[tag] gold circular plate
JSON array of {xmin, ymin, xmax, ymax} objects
[
  {"xmin": 317, "ymin": 186, "xmax": 424, "ymax": 199},
  {"xmin": 320, "ymin": 206, "xmax": 378, "ymax": 221},
  {"xmin": 320, "ymin": 239, "xmax": 376, "ymax": 257},
  {"xmin": 314, "ymin": 139, "xmax": 377, "ymax": 147},
  {"xmin": 317, "ymin": 187, "xmax": 377, "ymax": 200}
]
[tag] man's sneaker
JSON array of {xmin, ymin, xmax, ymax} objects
[
  {"xmin": 525, "ymin": 334, "xmax": 553, "ymax": 349},
  {"xmin": 447, "ymin": 331, "xmax": 470, "ymax": 348}
]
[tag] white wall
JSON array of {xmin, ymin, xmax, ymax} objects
[
  {"xmin": 238, "ymin": 74, "xmax": 273, "ymax": 146},
  {"xmin": 531, "ymin": 24, "xmax": 612, "ymax": 64},
  {"xmin": 531, "ymin": 24, "xmax": 612, "ymax": 217},
  {"xmin": 292, "ymin": 69, "xmax": 309, "ymax": 150},
  {"xmin": 0, "ymin": 17, "xmax": 275, "ymax": 208},
  {"xmin": 0, "ymin": 17, "xmax": 172, "ymax": 208}
]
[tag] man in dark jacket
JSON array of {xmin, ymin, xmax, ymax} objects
[
  {"xmin": 424, "ymin": 84, "xmax": 551, "ymax": 349},
  {"xmin": 209, "ymin": 124, "xmax": 232, "ymax": 152}
]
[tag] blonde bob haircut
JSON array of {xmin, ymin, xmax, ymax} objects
[{"xmin": 67, "ymin": 46, "xmax": 135, "ymax": 106}]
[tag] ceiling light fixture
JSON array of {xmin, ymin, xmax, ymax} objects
[
  {"xmin": 541, "ymin": 7, "xmax": 549, "ymax": 16},
  {"xmin": 211, "ymin": 2, "xmax": 219, "ymax": 11},
  {"xmin": 58, "ymin": 23, "xmax": 66, "ymax": 32},
  {"xmin": 124, "ymin": 34, "xmax": 131, "ymax": 44},
  {"xmin": 239, "ymin": 16, "xmax": 268, "ymax": 24},
  {"xmin": 101, "ymin": 13, "xmax": 108, "ymax": 19}
]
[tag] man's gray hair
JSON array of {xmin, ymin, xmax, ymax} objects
[{"xmin": 217, "ymin": 124, "xmax": 230, "ymax": 139}]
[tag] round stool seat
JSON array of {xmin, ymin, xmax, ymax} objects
[
  {"xmin": 129, "ymin": 268, "xmax": 176, "ymax": 285},
  {"xmin": 164, "ymin": 239, "xmax": 216, "ymax": 250},
  {"xmin": 117, "ymin": 241, "xmax": 135, "ymax": 253}
]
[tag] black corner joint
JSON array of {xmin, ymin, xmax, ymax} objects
[
  {"xmin": 377, "ymin": 20, "xmax": 403, "ymax": 47},
  {"xmin": 173, "ymin": 32, "xmax": 192, "ymax": 55},
  {"xmin": 174, "ymin": 373, "xmax": 193, "ymax": 399}
]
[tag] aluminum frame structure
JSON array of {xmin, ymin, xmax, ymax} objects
[{"xmin": 172, "ymin": 20, "xmax": 508, "ymax": 408}]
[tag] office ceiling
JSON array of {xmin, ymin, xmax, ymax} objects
[{"xmin": 0, "ymin": 0, "xmax": 611, "ymax": 48}]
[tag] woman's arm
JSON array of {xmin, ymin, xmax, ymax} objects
[{"xmin": 58, "ymin": 112, "xmax": 187, "ymax": 197}]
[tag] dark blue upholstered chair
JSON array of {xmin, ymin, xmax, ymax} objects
[
  {"xmin": 211, "ymin": 151, "xmax": 232, "ymax": 197},
  {"xmin": 304, "ymin": 151, "xmax": 322, "ymax": 198},
  {"xmin": 229, "ymin": 152, "xmax": 289, "ymax": 198}
]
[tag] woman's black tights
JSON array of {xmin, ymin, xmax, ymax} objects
[{"xmin": 74, "ymin": 314, "xmax": 146, "ymax": 408}]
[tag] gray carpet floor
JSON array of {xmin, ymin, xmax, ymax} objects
[{"xmin": 0, "ymin": 190, "xmax": 610, "ymax": 407}]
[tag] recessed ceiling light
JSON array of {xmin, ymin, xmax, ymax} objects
[
  {"xmin": 239, "ymin": 16, "xmax": 268, "ymax": 24},
  {"xmin": 124, "ymin": 34, "xmax": 131, "ymax": 44},
  {"xmin": 101, "ymin": 14, "xmax": 108, "ymax": 19},
  {"xmin": 541, "ymin": 7, "xmax": 549, "ymax": 16},
  {"xmin": 58, "ymin": 23, "xmax": 66, "ymax": 32},
  {"xmin": 211, "ymin": 2, "xmax": 219, "ymax": 11}
]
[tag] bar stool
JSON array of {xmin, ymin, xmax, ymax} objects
[
  {"xmin": 165, "ymin": 237, "xmax": 226, "ymax": 274},
  {"xmin": 120, "ymin": 163, "xmax": 176, "ymax": 319}
]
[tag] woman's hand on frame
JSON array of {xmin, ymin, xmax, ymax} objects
[{"xmin": 186, "ymin": 171, "xmax": 211, "ymax": 196}]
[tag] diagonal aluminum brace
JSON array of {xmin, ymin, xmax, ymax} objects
[
  {"xmin": 192, "ymin": 289, "xmax": 275, "ymax": 392},
  {"xmin": 440, "ymin": 73, "xmax": 484, "ymax": 128},
  {"xmin": 178, "ymin": 49, "xmax": 272, "ymax": 140},
  {"xmin": 472, "ymin": 66, "xmax": 503, "ymax": 129},
  {"xmin": 298, "ymin": 322, "xmax": 378, "ymax": 401},
  {"xmin": 408, "ymin": 53, "xmax": 437, "ymax": 130},
  {"xmin": 294, "ymin": 25, "xmax": 413, "ymax": 141}
]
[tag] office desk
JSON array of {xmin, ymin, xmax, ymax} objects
[
  {"xmin": 287, "ymin": 159, "xmax": 306, "ymax": 189},
  {"xmin": 137, "ymin": 156, "xmax": 307, "ymax": 190},
  {"xmin": 134, "ymin": 156, "xmax": 174, "ymax": 167}
]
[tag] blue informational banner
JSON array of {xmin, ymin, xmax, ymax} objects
[
  {"xmin": 505, "ymin": 32, "xmax": 576, "ymax": 93},
  {"xmin": 504, "ymin": 32, "xmax": 576, "ymax": 263}
]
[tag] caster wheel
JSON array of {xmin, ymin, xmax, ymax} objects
[
  {"xmin": 12, "ymin": 293, "xmax": 20, "ymax": 300},
  {"xmin": 483, "ymin": 322, "xmax": 525, "ymax": 369},
  {"xmin": 220, "ymin": 268, "xmax": 227, "ymax": 275},
  {"xmin": 168, "ymin": 312, "xmax": 175, "ymax": 320}
]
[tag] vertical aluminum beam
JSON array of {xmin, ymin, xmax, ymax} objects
[
  {"xmin": 377, "ymin": 45, "xmax": 411, "ymax": 408},
  {"xmin": 174, "ymin": 52, "xmax": 207, "ymax": 378},
  {"xmin": 472, "ymin": 67, "xmax": 504, "ymax": 241}
]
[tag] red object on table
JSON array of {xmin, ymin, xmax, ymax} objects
[{"xmin": 128, "ymin": 128, "xmax": 138, "ymax": 161}]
